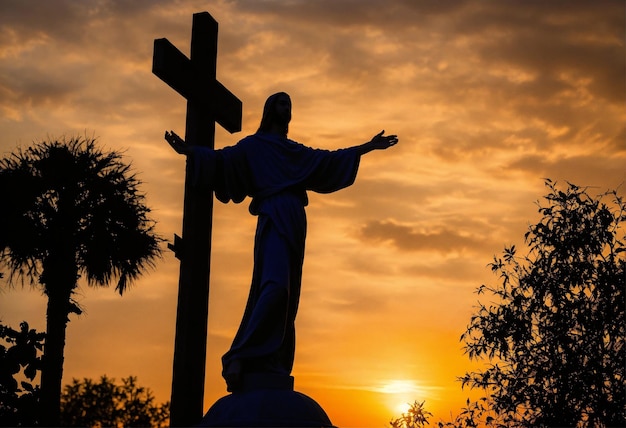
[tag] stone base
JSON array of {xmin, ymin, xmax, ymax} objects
[{"xmin": 199, "ymin": 374, "xmax": 334, "ymax": 427}]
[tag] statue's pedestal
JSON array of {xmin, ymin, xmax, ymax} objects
[{"xmin": 199, "ymin": 374, "xmax": 334, "ymax": 427}]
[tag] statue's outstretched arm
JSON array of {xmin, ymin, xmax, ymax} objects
[
  {"xmin": 165, "ymin": 130, "xmax": 193, "ymax": 155},
  {"xmin": 355, "ymin": 130, "xmax": 399, "ymax": 155}
]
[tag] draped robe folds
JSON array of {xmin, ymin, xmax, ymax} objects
[{"xmin": 189, "ymin": 132, "xmax": 361, "ymax": 389}]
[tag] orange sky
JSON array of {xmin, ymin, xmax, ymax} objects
[{"xmin": 1, "ymin": 1, "xmax": 624, "ymax": 426}]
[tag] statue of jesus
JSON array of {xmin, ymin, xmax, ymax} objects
[{"xmin": 165, "ymin": 92, "xmax": 398, "ymax": 392}]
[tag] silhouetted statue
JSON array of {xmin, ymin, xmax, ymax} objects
[{"xmin": 165, "ymin": 92, "xmax": 398, "ymax": 392}]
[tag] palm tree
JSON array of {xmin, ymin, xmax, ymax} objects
[{"xmin": 0, "ymin": 136, "xmax": 163, "ymax": 426}]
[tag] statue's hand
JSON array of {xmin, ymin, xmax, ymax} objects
[
  {"xmin": 165, "ymin": 130, "xmax": 192, "ymax": 155},
  {"xmin": 369, "ymin": 130, "xmax": 399, "ymax": 150}
]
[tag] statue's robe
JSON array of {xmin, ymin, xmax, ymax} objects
[{"xmin": 189, "ymin": 131, "xmax": 361, "ymax": 390}]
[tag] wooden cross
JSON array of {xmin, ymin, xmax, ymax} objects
[{"xmin": 152, "ymin": 11, "xmax": 241, "ymax": 427}]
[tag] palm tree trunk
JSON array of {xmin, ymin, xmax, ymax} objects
[{"xmin": 39, "ymin": 256, "xmax": 76, "ymax": 426}]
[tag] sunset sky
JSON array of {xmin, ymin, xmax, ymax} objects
[{"xmin": 1, "ymin": 1, "xmax": 624, "ymax": 426}]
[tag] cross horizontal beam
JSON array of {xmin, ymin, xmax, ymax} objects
[{"xmin": 153, "ymin": 38, "xmax": 242, "ymax": 134}]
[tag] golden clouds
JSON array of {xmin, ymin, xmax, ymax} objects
[{"xmin": 359, "ymin": 219, "xmax": 487, "ymax": 253}]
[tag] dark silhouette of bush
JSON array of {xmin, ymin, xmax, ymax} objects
[
  {"xmin": 0, "ymin": 321, "xmax": 44, "ymax": 427},
  {"xmin": 60, "ymin": 375, "xmax": 169, "ymax": 427},
  {"xmin": 459, "ymin": 180, "xmax": 625, "ymax": 426},
  {"xmin": 390, "ymin": 181, "xmax": 625, "ymax": 427}
]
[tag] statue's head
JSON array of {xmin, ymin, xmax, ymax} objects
[{"xmin": 257, "ymin": 92, "xmax": 291, "ymax": 137}]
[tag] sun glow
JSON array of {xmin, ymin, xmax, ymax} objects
[
  {"xmin": 395, "ymin": 401, "xmax": 412, "ymax": 415},
  {"xmin": 378, "ymin": 379, "xmax": 421, "ymax": 394},
  {"xmin": 373, "ymin": 379, "xmax": 430, "ymax": 418}
]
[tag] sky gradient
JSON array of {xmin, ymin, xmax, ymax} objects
[{"xmin": 1, "ymin": 1, "xmax": 624, "ymax": 426}]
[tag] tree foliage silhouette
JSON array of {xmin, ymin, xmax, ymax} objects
[
  {"xmin": 388, "ymin": 182, "xmax": 624, "ymax": 427},
  {"xmin": 0, "ymin": 321, "xmax": 44, "ymax": 427},
  {"xmin": 389, "ymin": 401, "xmax": 432, "ymax": 428},
  {"xmin": 60, "ymin": 375, "xmax": 169, "ymax": 427},
  {"xmin": 0, "ymin": 136, "xmax": 163, "ymax": 426},
  {"xmin": 459, "ymin": 180, "xmax": 625, "ymax": 426}
]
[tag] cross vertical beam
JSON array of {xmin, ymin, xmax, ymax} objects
[{"xmin": 152, "ymin": 11, "xmax": 241, "ymax": 427}]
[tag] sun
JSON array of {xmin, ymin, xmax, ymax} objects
[
  {"xmin": 395, "ymin": 401, "xmax": 412, "ymax": 415},
  {"xmin": 375, "ymin": 379, "xmax": 427, "ymax": 417}
]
